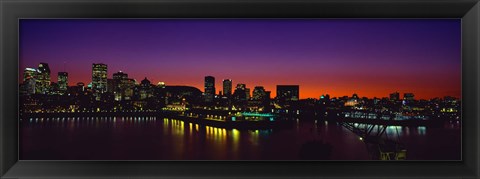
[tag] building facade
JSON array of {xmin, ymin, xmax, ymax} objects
[
  {"xmin": 276, "ymin": 85, "xmax": 299, "ymax": 102},
  {"xmin": 204, "ymin": 76, "xmax": 215, "ymax": 103},
  {"xmin": 36, "ymin": 63, "xmax": 51, "ymax": 94},
  {"xmin": 222, "ymin": 79, "xmax": 232, "ymax": 97},
  {"xmin": 57, "ymin": 72, "xmax": 68, "ymax": 94},
  {"xmin": 92, "ymin": 63, "xmax": 108, "ymax": 95}
]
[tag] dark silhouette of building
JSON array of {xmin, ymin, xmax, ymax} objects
[
  {"xmin": 204, "ymin": 76, "xmax": 215, "ymax": 103},
  {"xmin": 276, "ymin": 85, "xmax": 299, "ymax": 102},
  {"xmin": 251, "ymin": 86, "xmax": 271, "ymax": 111},
  {"xmin": 223, "ymin": 79, "xmax": 232, "ymax": 97},
  {"xmin": 165, "ymin": 86, "xmax": 203, "ymax": 105},
  {"xmin": 390, "ymin": 92, "xmax": 400, "ymax": 101},
  {"xmin": 252, "ymin": 86, "xmax": 267, "ymax": 101},
  {"xmin": 233, "ymin": 83, "xmax": 248, "ymax": 107},
  {"xmin": 404, "ymin": 93, "xmax": 415, "ymax": 101}
]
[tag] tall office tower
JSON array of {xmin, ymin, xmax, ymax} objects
[
  {"xmin": 276, "ymin": 85, "xmax": 299, "ymax": 101},
  {"xmin": 36, "ymin": 63, "xmax": 51, "ymax": 94},
  {"xmin": 204, "ymin": 76, "xmax": 215, "ymax": 102},
  {"xmin": 23, "ymin": 68, "xmax": 39, "ymax": 95},
  {"xmin": 112, "ymin": 71, "xmax": 130, "ymax": 101},
  {"xmin": 57, "ymin": 72, "xmax": 68, "ymax": 94},
  {"xmin": 92, "ymin": 63, "xmax": 108, "ymax": 94},
  {"xmin": 223, "ymin": 79, "xmax": 232, "ymax": 97},
  {"xmin": 390, "ymin": 92, "xmax": 400, "ymax": 101},
  {"xmin": 245, "ymin": 88, "xmax": 251, "ymax": 100}
]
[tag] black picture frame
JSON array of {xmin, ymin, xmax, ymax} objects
[{"xmin": 1, "ymin": 0, "xmax": 479, "ymax": 178}]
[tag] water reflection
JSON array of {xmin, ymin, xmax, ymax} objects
[
  {"xmin": 22, "ymin": 116, "xmax": 437, "ymax": 138},
  {"xmin": 19, "ymin": 116, "xmax": 460, "ymax": 160}
]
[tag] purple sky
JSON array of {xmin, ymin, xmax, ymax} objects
[{"xmin": 19, "ymin": 19, "xmax": 461, "ymax": 99}]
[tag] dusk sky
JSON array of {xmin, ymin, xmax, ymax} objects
[{"xmin": 19, "ymin": 19, "xmax": 461, "ymax": 100}]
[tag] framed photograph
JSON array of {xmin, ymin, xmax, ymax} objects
[{"xmin": 1, "ymin": 0, "xmax": 479, "ymax": 178}]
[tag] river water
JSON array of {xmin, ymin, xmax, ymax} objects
[{"xmin": 19, "ymin": 116, "xmax": 460, "ymax": 160}]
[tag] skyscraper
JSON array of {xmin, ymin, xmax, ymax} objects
[
  {"xmin": 92, "ymin": 63, "xmax": 108, "ymax": 94},
  {"xmin": 36, "ymin": 63, "xmax": 51, "ymax": 94},
  {"xmin": 112, "ymin": 71, "xmax": 131, "ymax": 101},
  {"xmin": 223, "ymin": 79, "xmax": 232, "ymax": 97},
  {"xmin": 23, "ymin": 68, "xmax": 38, "ymax": 95},
  {"xmin": 57, "ymin": 72, "xmax": 68, "ymax": 94},
  {"xmin": 204, "ymin": 76, "xmax": 215, "ymax": 102},
  {"xmin": 276, "ymin": 85, "xmax": 299, "ymax": 102}
]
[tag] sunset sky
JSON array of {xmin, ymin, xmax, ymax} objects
[{"xmin": 19, "ymin": 19, "xmax": 461, "ymax": 100}]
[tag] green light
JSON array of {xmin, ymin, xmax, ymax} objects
[{"xmin": 241, "ymin": 112, "xmax": 275, "ymax": 117}]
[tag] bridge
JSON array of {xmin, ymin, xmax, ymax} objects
[{"xmin": 339, "ymin": 121, "xmax": 407, "ymax": 160}]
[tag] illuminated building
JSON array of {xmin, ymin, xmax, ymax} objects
[
  {"xmin": 57, "ymin": 72, "xmax": 68, "ymax": 94},
  {"xmin": 23, "ymin": 68, "xmax": 38, "ymax": 82},
  {"xmin": 36, "ymin": 63, "xmax": 51, "ymax": 94},
  {"xmin": 204, "ymin": 76, "xmax": 215, "ymax": 102},
  {"xmin": 236, "ymin": 83, "xmax": 246, "ymax": 90},
  {"xmin": 111, "ymin": 71, "xmax": 135, "ymax": 101},
  {"xmin": 113, "ymin": 71, "xmax": 128, "ymax": 80},
  {"xmin": 233, "ymin": 83, "xmax": 248, "ymax": 106},
  {"xmin": 390, "ymin": 92, "xmax": 400, "ymax": 101},
  {"xmin": 157, "ymin": 82, "xmax": 166, "ymax": 88},
  {"xmin": 276, "ymin": 85, "xmax": 299, "ymax": 101},
  {"xmin": 252, "ymin": 86, "xmax": 267, "ymax": 101},
  {"xmin": 111, "ymin": 71, "xmax": 129, "ymax": 100},
  {"xmin": 222, "ymin": 79, "xmax": 232, "ymax": 97},
  {"xmin": 92, "ymin": 63, "xmax": 108, "ymax": 94},
  {"xmin": 123, "ymin": 79, "xmax": 135, "ymax": 100},
  {"xmin": 23, "ymin": 68, "xmax": 39, "ymax": 95},
  {"xmin": 140, "ymin": 77, "xmax": 152, "ymax": 100},
  {"xmin": 245, "ymin": 88, "xmax": 251, "ymax": 100},
  {"xmin": 344, "ymin": 99, "xmax": 359, "ymax": 107},
  {"xmin": 251, "ymin": 86, "xmax": 270, "ymax": 110}
]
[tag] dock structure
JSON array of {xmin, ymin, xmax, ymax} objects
[{"xmin": 340, "ymin": 121, "xmax": 407, "ymax": 160}]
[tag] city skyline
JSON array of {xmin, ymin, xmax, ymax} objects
[
  {"xmin": 20, "ymin": 61, "xmax": 459, "ymax": 101},
  {"xmin": 20, "ymin": 19, "xmax": 461, "ymax": 99}
]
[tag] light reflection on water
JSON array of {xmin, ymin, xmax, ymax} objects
[
  {"xmin": 21, "ymin": 116, "xmax": 451, "ymax": 139},
  {"xmin": 20, "ymin": 116, "xmax": 460, "ymax": 160}
]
